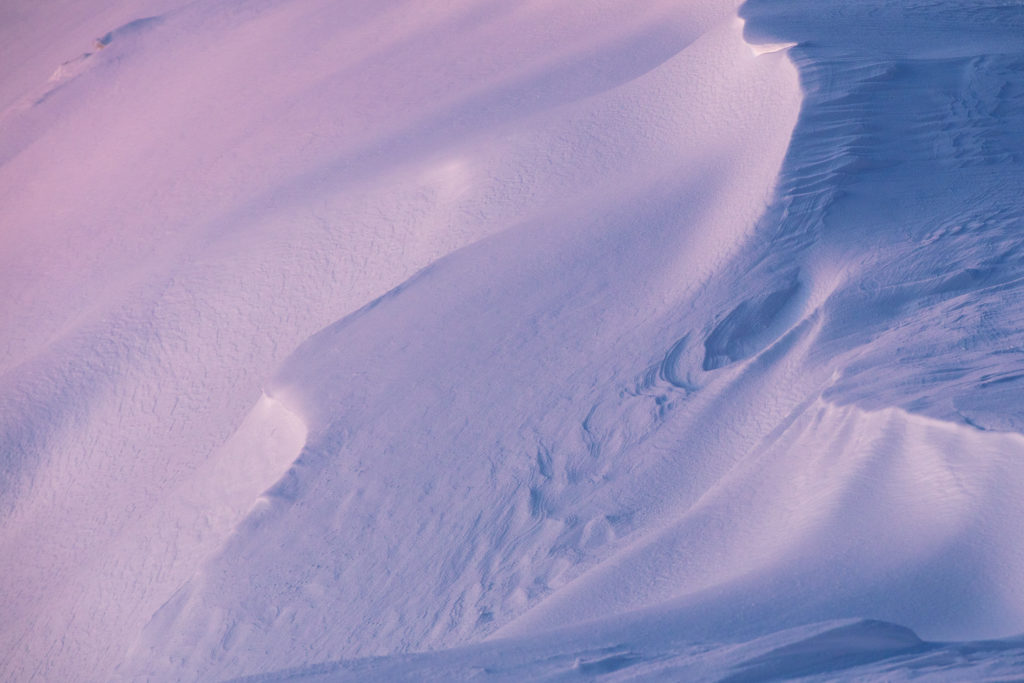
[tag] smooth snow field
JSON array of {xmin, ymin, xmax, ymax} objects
[{"xmin": 2, "ymin": 0, "xmax": 1024, "ymax": 680}]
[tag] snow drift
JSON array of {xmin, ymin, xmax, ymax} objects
[{"xmin": 2, "ymin": 0, "xmax": 1023, "ymax": 680}]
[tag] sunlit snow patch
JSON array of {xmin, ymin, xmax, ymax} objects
[
  {"xmin": 749, "ymin": 41, "xmax": 798, "ymax": 55},
  {"xmin": 211, "ymin": 392, "xmax": 309, "ymax": 520}
]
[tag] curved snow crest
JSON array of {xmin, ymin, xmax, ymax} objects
[
  {"xmin": 735, "ymin": 17, "xmax": 797, "ymax": 56},
  {"xmin": 117, "ymin": 9, "xmax": 803, "ymax": 680},
  {"xmin": 115, "ymin": 394, "xmax": 310, "ymax": 676},
  {"xmin": 233, "ymin": 399, "xmax": 1024, "ymax": 681},
  {"xmin": 496, "ymin": 399, "xmax": 1024, "ymax": 642},
  {"xmin": 205, "ymin": 392, "xmax": 309, "ymax": 520},
  {"xmin": 3, "ymin": 389, "xmax": 308, "ymax": 682},
  {"xmin": 45, "ymin": 16, "xmax": 163, "ymax": 85}
]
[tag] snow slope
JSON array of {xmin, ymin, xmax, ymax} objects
[
  {"xmin": 233, "ymin": 619, "xmax": 1024, "ymax": 682},
  {"xmin": 3, "ymin": 0, "xmax": 1024, "ymax": 680},
  {"xmin": 118, "ymin": 16, "xmax": 802, "ymax": 678},
  {"xmin": 2, "ymin": 0, "xmax": 793, "ymax": 679}
]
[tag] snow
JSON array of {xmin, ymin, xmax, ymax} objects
[
  {"xmin": 2, "ymin": 0, "xmax": 1024, "ymax": 681},
  {"xmin": 230, "ymin": 618, "xmax": 1024, "ymax": 682}
]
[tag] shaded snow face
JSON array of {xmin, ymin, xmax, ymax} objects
[{"xmin": 740, "ymin": 0, "xmax": 1024, "ymax": 430}]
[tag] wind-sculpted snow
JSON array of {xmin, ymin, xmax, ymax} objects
[
  {"xmin": 117, "ymin": 10, "xmax": 804, "ymax": 679},
  {"xmin": 740, "ymin": 0, "xmax": 1024, "ymax": 433},
  {"xmin": 1, "ymin": 0, "xmax": 791, "ymax": 679},
  {"xmin": 236, "ymin": 619, "xmax": 1024, "ymax": 682},
  {"xmin": 3, "ymin": 0, "xmax": 1024, "ymax": 681},
  {"xmin": 119, "ymin": 1, "xmax": 1024, "ymax": 681}
]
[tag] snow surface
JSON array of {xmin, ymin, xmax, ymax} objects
[
  {"xmin": 231, "ymin": 619, "xmax": 1024, "ymax": 682},
  {"xmin": 2, "ymin": 0, "xmax": 1024, "ymax": 680}
]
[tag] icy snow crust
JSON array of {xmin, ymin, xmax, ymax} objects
[{"xmin": 1, "ymin": 0, "xmax": 1023, "ymax": 680}]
